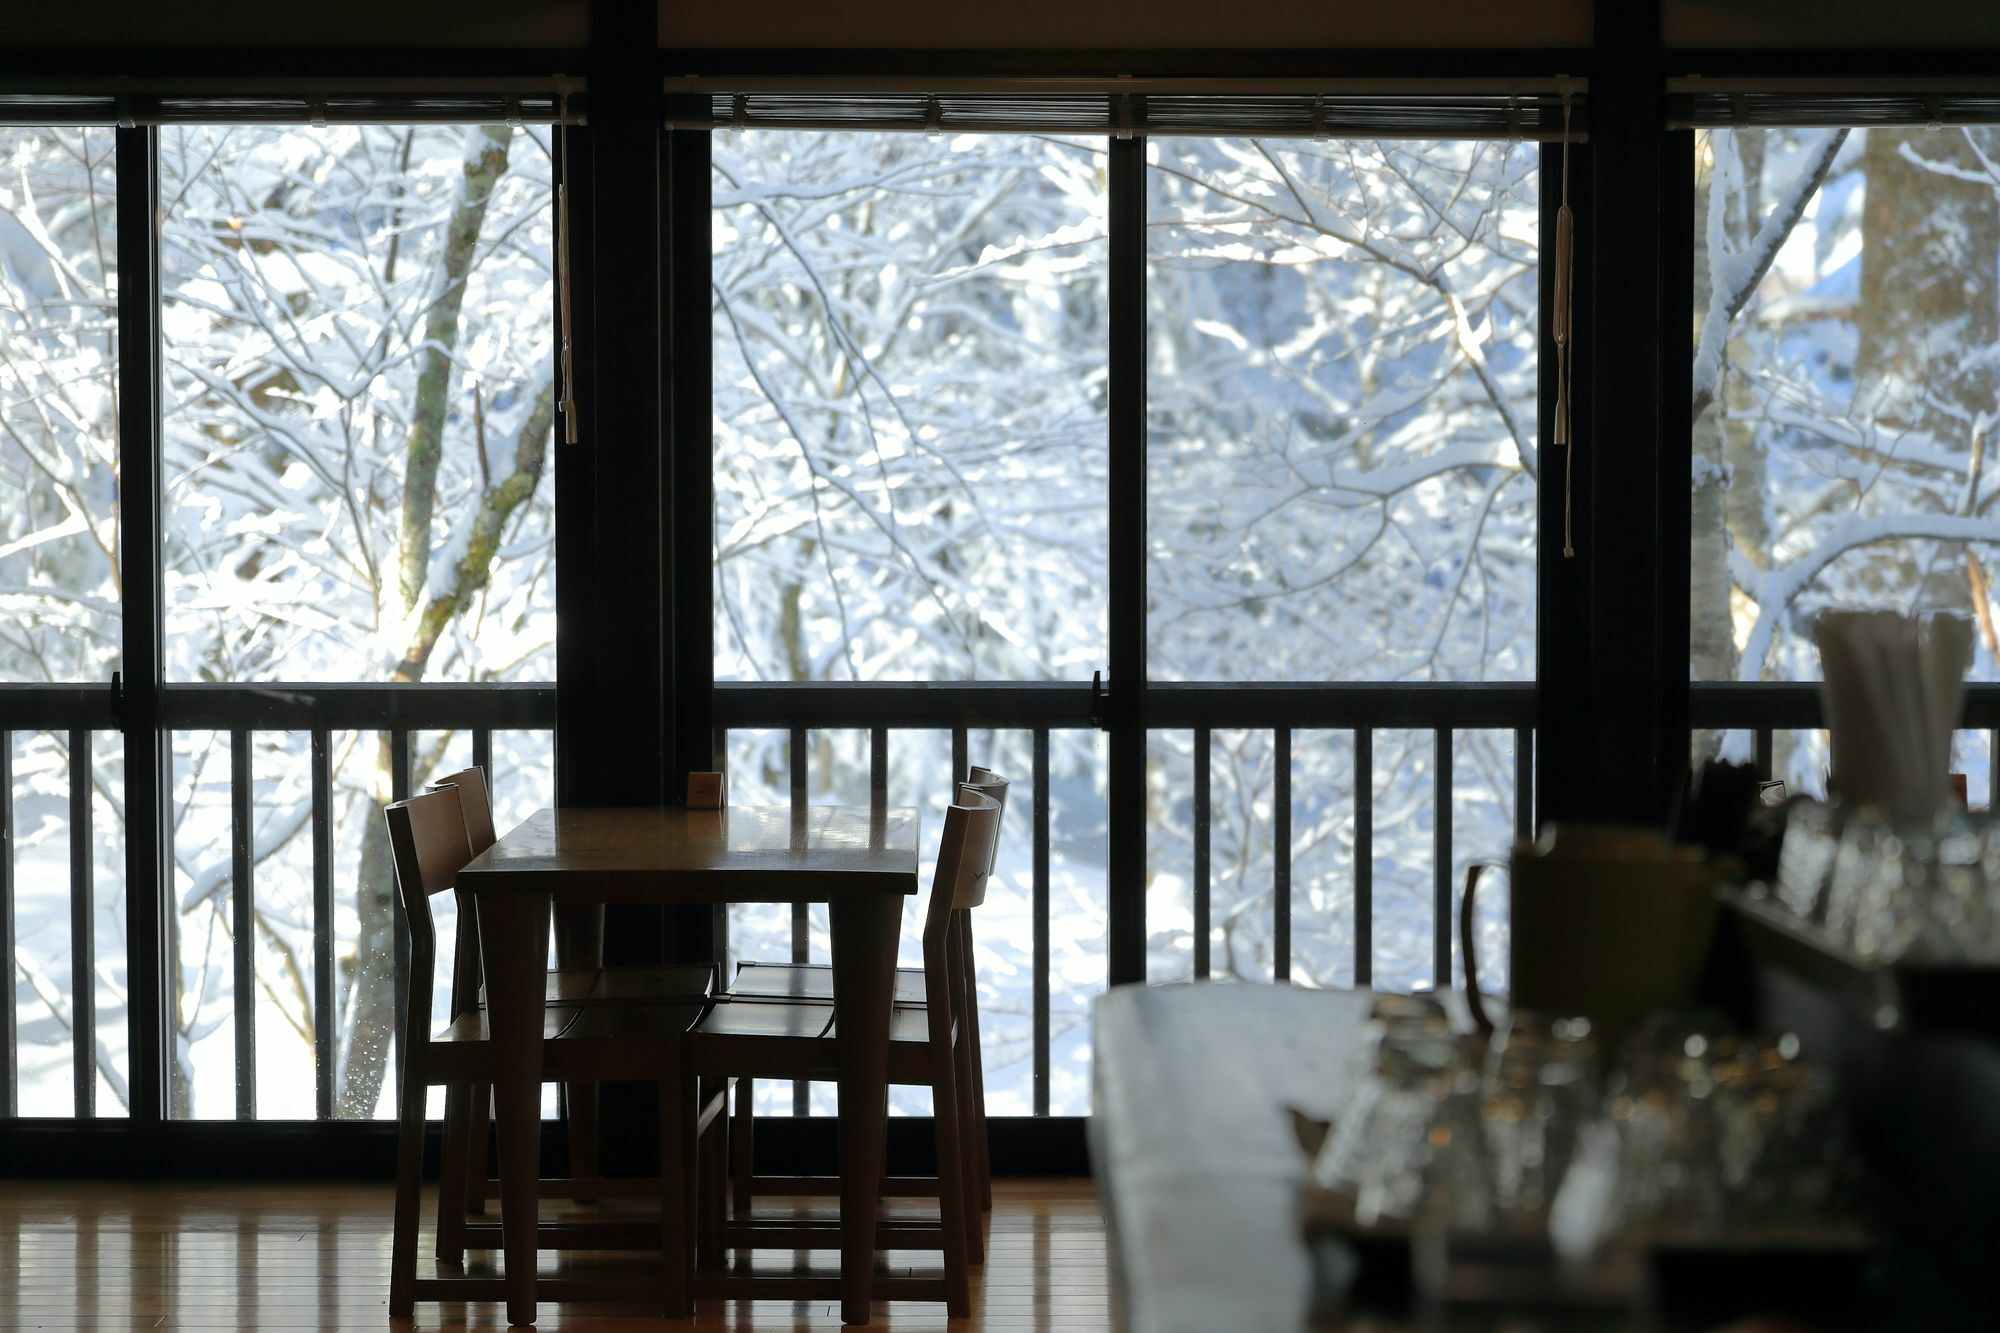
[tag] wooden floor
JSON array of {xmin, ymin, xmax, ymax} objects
[{"xmin": 0, "ymin": 1179, "xmax": 1111, "ymax": 1331}]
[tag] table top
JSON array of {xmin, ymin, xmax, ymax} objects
[
  {"xmin": 1091, "ymin": 983, "xmax": 1373, "ymax": 1333},
  {"xmin": 457, "ymin": 805, "xmax": 921, "ymax": 903}
]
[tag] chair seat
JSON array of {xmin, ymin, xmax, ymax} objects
[
  {"xmin": 693, "ymin": 1000, "xmax": 836, "ymax": 1041},
  {"xmin": 482, "ymin": 962, "xmax": 715, "ymax": 1008},
  {"xmin": 438, "ymin": 1000, "xmax": 711, "ymax": 1046},
  {"xmin": 428, "ymin": 1000, "xmax": 712, "ymax": 1084},
  {"xmin": 689, "ymin": 1000, "xmax": 943, "ymax": 1046},
  {"xmin": 730, "ymin": 959, "xmax": 926, "ymax": 1004}
]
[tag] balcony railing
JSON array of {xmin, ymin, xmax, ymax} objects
[{"xmin": 8, "ymin": 678, "xmax": 2000, "ymax": 1124}]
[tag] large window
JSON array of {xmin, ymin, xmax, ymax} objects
[
  {"xmin": 153, "ymin": 123, "xmax": 557, "ymax": 1119},
  {"xmin": 1146, "ymin": 137, "xmax": 1538, "ymax": 992},
  {"xmin": 713, "ymin": 130, "xmax": 1109, "ymax": 1114},
  {"xmin": 2, "ymin": 127, "xmax": 124, "ymax": 1116},
  {"xmin": 710, "ymin": 121, "xmax": 1544, "ymax": 1106},
  {"xmin": 1691, "ymin": 125, "xmax": 2000, "ymax": 798},
  {"xmin": 0, "ymin": 120, "xmax": 560, "ymax": 1122}
]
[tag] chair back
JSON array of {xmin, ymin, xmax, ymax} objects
[
  {"xmin": 920, "ymin": 787, "xmax": 1004, "ymax": 953},
  {"xmin": 426, "ymin": 766, "xmax": 496, "ymax": 852},
  {"xmin": 384, "ymin": 786, "xmax": 475, "ymax": 1034},
  {"xmin": 956, "ymin": 769, "xmax": 1009, "ymax": 905}
]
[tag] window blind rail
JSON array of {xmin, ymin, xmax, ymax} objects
[
  {"xmin": 675, "ymin": 90, "xmax": 1586, "ymax": 141},
  {"xmin": 1670, "ymin": 83, "xmax": 2000, "ymax": 129},
  {"xmin": 0, "ymin": 85, "xmax": 584, "ymax": 126}
]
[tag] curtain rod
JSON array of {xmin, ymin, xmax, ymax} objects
[
  {"xmin": 0, "ymin": 75, "xmax": 584, "ymax": 96},
  {"xmin": 668, "ymin": 75, "xmax": 1585, "ymax": 97},
  {"xmin": 667, "ymin": 117, "xmax": 1585, "ymax": 142},
  {"xmin": 1668, "ymin": 77, "xmax": 2000, "ymax": 94}
]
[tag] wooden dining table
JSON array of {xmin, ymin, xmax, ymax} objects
[{"xmin": 456, "ymin": 804, "xmax": 921, "ymax": 1326}]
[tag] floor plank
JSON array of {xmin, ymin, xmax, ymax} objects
[{"xmin": 0, "ymin": 1179, "xmax": 1111, "ymax": 1331}]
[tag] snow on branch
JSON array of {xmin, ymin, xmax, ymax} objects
[
  {"xmin": 1736, "ymin": 510, "xmax": 2000, "ymax": 679},
  {"xmin": 1693, "ymin": 129, "xmax": 1848, "ymax": 422}
]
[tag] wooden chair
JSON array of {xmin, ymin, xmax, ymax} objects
[
  {"xmin": 423, "ymin": 765, "xmax": 714, "ymax": 1229},
  {"xmin": 681, "ymin": 785, "xmax": 1006, "ymax": 1317},
  {"xmin": 724, "ymin": 768, "xmax": 1008, "ymax": 1247},
  {"xmin": 384, "ymin": 784, "xmax": 722, "ymax": 1317}
]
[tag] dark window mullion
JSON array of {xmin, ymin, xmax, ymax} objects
[
  {"xmin": 1105, "ymin": 133, "xmax": 1148, "ymax": 988},
  {"xmin": 115, "ymin": 124, "xmax": 169, "ymax": 1129}
]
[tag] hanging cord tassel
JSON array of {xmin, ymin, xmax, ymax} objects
[
  {"xmin": 1553, "ymin": 88, "xmax": 1576, "ymax": 557},
  {"xmin": 556, "ymin": 113, "xmax": 580, "ymax": 445}
]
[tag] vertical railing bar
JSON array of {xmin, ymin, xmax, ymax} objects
[
  {"xmin": 230, "ymin": 729, "xmax": 254, "ymax": 1121},
  {"xmin": 69, "ymin": 728, "xmax": 96, "ymax": 1118},
  {"xmin": 473, "ymin": 728, "xmax": 493, "ymax": 789},
  {"xmin": 390, "ymin": 728, "xmax": 410, "ymax": 1106},
  {"xmin": 713, "ymin": 726, "xmax": 731, "ymax": 974},
  {"xmin": 1990, "ymin": 729, "xmax": 1998, "ymax": 813},
  {"xmin": 1032, "ymin": 728, "xmax": 1051, "ymax": 1118},
  {"xmin": 1193, "ymin": 728, "xmax": 1211, "ymax": 981},
  {"xmin": 0, "ymin": 732, "xmax": 14, "ymax": 1118},
  {"xmin": 790, "ymin": 726, "xmax": 808, "ymax": 1117},
  {"xmin": 1515, "ymin": 726, "xmax": 1534, "ymax": 844},
  {"xmin": 951, "ymin": 726, "xmax": 968, "ymax": 786},
  {"xmin": 311, "ymin": 729, "xmax": 334, "ymax": 1121},
  {"xmin": 1354, "ymin": 728, "xmax": 1372, "ymax": 989},
  {"xmin": 1434, "ymin": 728, "xmax": 1454, "ymax": 990},
  {"xmin": 1753, "ymin": 727, "xmax": 1774, "ymax": 784},
  {"xmin": 1273, "ymin": 728, "xmax": 1291, "ymax": 984},
  {"xmin": 870, "ymin": 726, "xmax": 887, "ymax": 812}
]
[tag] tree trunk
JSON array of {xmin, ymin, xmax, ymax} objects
[
  {"xmin": 1691, "ymin": 133, "xmax": 1740, "ymax": 708},
  {"xmin": 396, "ymin": 125, "xmax": 514, "ymax": 612},
  {"xmin": 1856, "ymin": 127, "xmax": 2000, "ymax": 614},
  {"xmin": 1721, "ymin": 132, "xmax": 1772, "ymax": 574},
  {"xmin": 336, "ymin": 126, "xmax": 525, "ymax": 1119}
]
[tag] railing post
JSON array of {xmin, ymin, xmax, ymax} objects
[
  {"xmin": 0, "ymin": 732, "xmax": 13, "ymax": 1116},
  {"xmin": 1193, "ymin": 728, "xmax": 1210, "ymax": 981},
  {"xmin": 311, "ymin": 728, "xmax": 334, "ymax": 1121},
  {"xmin": 1354, "ymin": 728, "xmax": 1372, "ymax": 988},
  {"xmin": 1033, "ymin": 728, "xmax": 1051, "ymax": 1116},
  {"xmin": 1434, "ymin": 728, "xmax": 1454, "ymax": 988},
  {"xmin": 230, "ymin": 729, "xmax": 255, "ymax": 1120},
  {"xmin": 1273, "ymin": 728, "xmax": 1291, "ymax": 984},
  {"xmin": 69, "ymin": 728, "xmax": 95, "ymax": 1118},
  {"xmin": 790, "ymin": 726, "xmax": 808, "ymax": 1116}
]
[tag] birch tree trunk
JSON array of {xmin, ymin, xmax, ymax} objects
[{"xmin": 335, "ymin": 124, "xmax": 531, "ymax": 1118}]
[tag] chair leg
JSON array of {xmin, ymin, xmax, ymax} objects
[
  {"xmin": 388, "ymin": 1071, "xmax": 429, "ymax": 1318},
  {"xmin": 929, "ymin": 1052, "xmax": 974, "ymax": 1319},
  {"xmin": 659, "ymin": 1069, "xmax": 695, "ymax": 1319},
  {"xmin": 954, "ymin": 1034, "xmax": 985, "ymax": 1264},
  {"xmin": 465, "ymin": 1083, "xmax": 492, "ymax": 1215},
  {"xmin": 730, "ymin": 1078, "xmax": 754, "ymax": 1220},
  {"xmin": 435, "ymin": 1081, "xmax": 474, "ymax": 1264},
  {"xmin": 565, "ymin": 1081, "xmax": 600, "ymax": 1195},
  {"xmin": 959, "ymin": 915, "xmax": 993, "ymax": 1212},
  {"xmin": 698, "ymin": 1080, "xmax": 726, "ymax": 1270}
]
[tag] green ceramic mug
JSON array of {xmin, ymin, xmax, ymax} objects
[{"xmin": 1461, "ymin": 825, "xmax": 1719, "ymax": 1052}]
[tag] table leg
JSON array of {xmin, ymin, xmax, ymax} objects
[
  {"xmin": 829, "ymin": 893, "xmax": 902, "ymax": 1326},
  {"xmin": 477, "ymin": 891, "xmax": 552, "ymax": 1327},
  {"xmin": 553, "ymin": 903, "xmax": 603, "ymax": 1182}
]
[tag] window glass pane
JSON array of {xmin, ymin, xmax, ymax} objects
[
  {"xmin": 1692, "ymin": 127, "xmax": 2000, "ymax": 692},
  {"xmin": 160, "ymin": 124, "xmax": 556, "ymax": 683},
  {"xmin": 1147, "ymin": 137, "xmax": 1539, "ymax": 684},
  {"xmin": 713, "ymin": 130, "xmax": 1108, "ymax": 682},
  {"xmin": 0, "ymin": 127, "xmax": 119, "ymax": 683}
]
